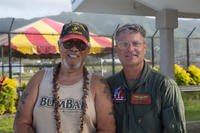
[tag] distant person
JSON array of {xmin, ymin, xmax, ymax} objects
[
  {"xmin": 107, "ymin": 24, "xmax": 186, "ymax": 133},
  {"xmin": 14, "ymin": 22, "xmax": 115, "ymax": 133}
]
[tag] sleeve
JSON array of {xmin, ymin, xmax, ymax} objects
[{"xmin": 160, "ymin": 78, "xmax": 186, "ymax": 133}]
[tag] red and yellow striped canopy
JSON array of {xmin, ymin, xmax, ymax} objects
[{"xmin": 9, "ymin": 18, "xmax": 112, "ymax": 55}]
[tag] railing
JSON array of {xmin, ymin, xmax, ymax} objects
[{"xmin": 180, "ymin": 86, "xmax": 200, "ymax": 92}]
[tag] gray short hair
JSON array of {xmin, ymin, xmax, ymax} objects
[{"xmin": 114, "ymin": 24, "xmax": 146, "ymax": 41}]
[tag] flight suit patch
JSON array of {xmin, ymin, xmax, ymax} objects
[
  {"xmin": 113, "ymin": 86, "xmax": 126, "ymax": 103},
  {"xmin": 131, "ymin": 93, "xmax": 151, "ymax": 105}
]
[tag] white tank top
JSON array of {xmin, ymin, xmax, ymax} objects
[{"xmin": 33, "ymin": 68, "xmax": 96, "ymax": 133}]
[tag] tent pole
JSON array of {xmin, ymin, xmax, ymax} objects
[
  {"xmin": 1, "ymin": 45, "xmax": 4, "ymax": 76},
  {"xmin": 19, "ymin": 57, "xmax": 22, "ymax": 87},
  {"xmin": 186, "ymin": 27, "xmax": 196, "ymax": 67},
  {"xmin": 112, "ymin": 24, "xmax": 120, "ymax": 76},
  {"xmin": 151, "ymin": 29, "xmax": 158, "ymax": 67},
  {"xmin": 8, "ymin": 18, "xmax": 15, "ymax": 78},
  {"xmin": 111, "ymin": 36, "xmax": 115, "ymax": 75}
]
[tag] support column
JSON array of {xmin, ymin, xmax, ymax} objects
[{"xmin": 156, "ymin": 9, "xmax": 178, "ymax": 79}]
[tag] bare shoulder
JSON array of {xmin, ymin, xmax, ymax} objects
[
  {"xmin": 91, "ymin": 74, "xmax": 111, "ymax": 98},
  {"xmin": 26, "ymin": 70, "xmax": 45, "ymax": 90},
  {"xmin": 91, "ymin": 74, "xmax": 108, "ymax": 90},
  {"xmin": 29, "ymin": 69, "xmax": 45, "ymax": 84},
  {"xmin": 91, "ymin": 74, "xmax": 107, "ymax": 86},
  {"xmin": 22, "ymin": 69, "xmax": 45, "ymax": 98}
]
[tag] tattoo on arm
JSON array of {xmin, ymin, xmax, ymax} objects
[
  {"xmin": 20, "ymin": 91, "xmax": 29, "ymax": 104},
  {"xmin": 100, "ymin": 78, "xmax": 112, "ymax": 100},
  {"xmin": 15, "ymin": 98, "xmax": 24, "ymax": 119},
  {"xmin": 15, "ymin": 90, "xmax": 28, "ymax": 119},
  {"xmin": 15, "ymin": 110, "xmax": 21, "ymax": 119}
]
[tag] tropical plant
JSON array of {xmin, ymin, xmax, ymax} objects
[
  {"xmin": 187, "ymin": 65, "xmax": 200, "ymax": 85},
  {"xmin": 174, "ymin": 64, "xmax": 196, "ymax": 85},
  {"xmin": 0, "ymin": 76, "xmax": 18, "ymax": 115}
]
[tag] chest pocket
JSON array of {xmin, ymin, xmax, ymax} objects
[{"xmin": 132, "ymin": 94, "xmax": 162, "ymax": 133}]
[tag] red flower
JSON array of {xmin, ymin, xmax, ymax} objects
[{"xmin": 0, "ymin": 76, "xmax": 6, "ymax": 93}]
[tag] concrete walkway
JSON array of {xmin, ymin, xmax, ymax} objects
[{"xmin": 187, "ymin": 121, "xmax": 200, "ymax": 133}]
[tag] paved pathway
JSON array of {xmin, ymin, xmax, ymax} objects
[{"xmin": 187, "ymin": 121, "xmax": 200, "ymax": 133}]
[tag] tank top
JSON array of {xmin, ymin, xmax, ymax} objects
[{"xmin": 33, "ymin": 68, "xmax": 96, "ymax": 133}]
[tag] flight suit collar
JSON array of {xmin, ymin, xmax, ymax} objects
[{"xmin": 119, "ymin": 61, "xmax": 151, "ymax": 89}]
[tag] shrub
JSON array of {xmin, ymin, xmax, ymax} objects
[
  {"xmin": 174, "ymin": 64, "xmax": 195, "ymax": 85},
  {"xmin": 152, "ymin": 65, "xmax": 160, "ymax": 71},
  {"xmin": 0, "ymin": 76, "xmax": 18, "ymax": 115},
  {"xmin": 187, "ymin": 65, "xmax": 200, "ymax": 85},
  {"xmin": 0, "ymin": 104, "xmax": 6, "ymax": 115},
  {"xmin": 152, "ymin": 64, "xmax": 200, "ymax": 86}
]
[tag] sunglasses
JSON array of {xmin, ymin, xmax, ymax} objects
[
  {"xmin": 62, "ymin": 40, "xmax": 88, "ymax": 51},
  {"xmin": 115, "ymin": 24, "xmax": 146, "ymax": 38}
]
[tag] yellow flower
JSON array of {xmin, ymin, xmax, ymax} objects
[{"xmin": 5, "ymin": 77, "xmax": 18, "ymax": 88}]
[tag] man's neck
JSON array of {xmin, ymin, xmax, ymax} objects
[
  {"xmin": 58, "ymin": 65, "xmax": 84, "ymax": 85},
  {"xmin": 123, "ymin": 62, "xmax": 144, "ymax": 81}
]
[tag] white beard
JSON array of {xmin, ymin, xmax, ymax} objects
[{"xmin": 63, "ymin": 59, "xmax": 82, "ymax": 69}]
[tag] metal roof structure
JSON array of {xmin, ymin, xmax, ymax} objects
[
  {"xmin": 72, "ymin": 0, "xmax": 200, "ymax": 18},
  {"xmin": 71, "ymin": 0, "xmax": 200, "ymax": 78}
]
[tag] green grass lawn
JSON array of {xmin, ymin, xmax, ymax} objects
[
  {"xmin": 185, "ymin": 100, "xmax": 200, "ymax": 121},
  {"xmin": 0, "ymin": 115, "xmax": 14, "ymax": 133},
  {"xmin": 182, "ymin": 91, "xmax": 200, "ymax": 121}
]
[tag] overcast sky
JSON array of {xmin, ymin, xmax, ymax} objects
[{"xmin": 0, "ymin": 0, "xmax": 72, "ymax": 19}]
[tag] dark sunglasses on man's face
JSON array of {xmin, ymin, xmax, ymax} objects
[{"xmin": 62, "ymin": 40, "xmax": 88, "ymax": 51}]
